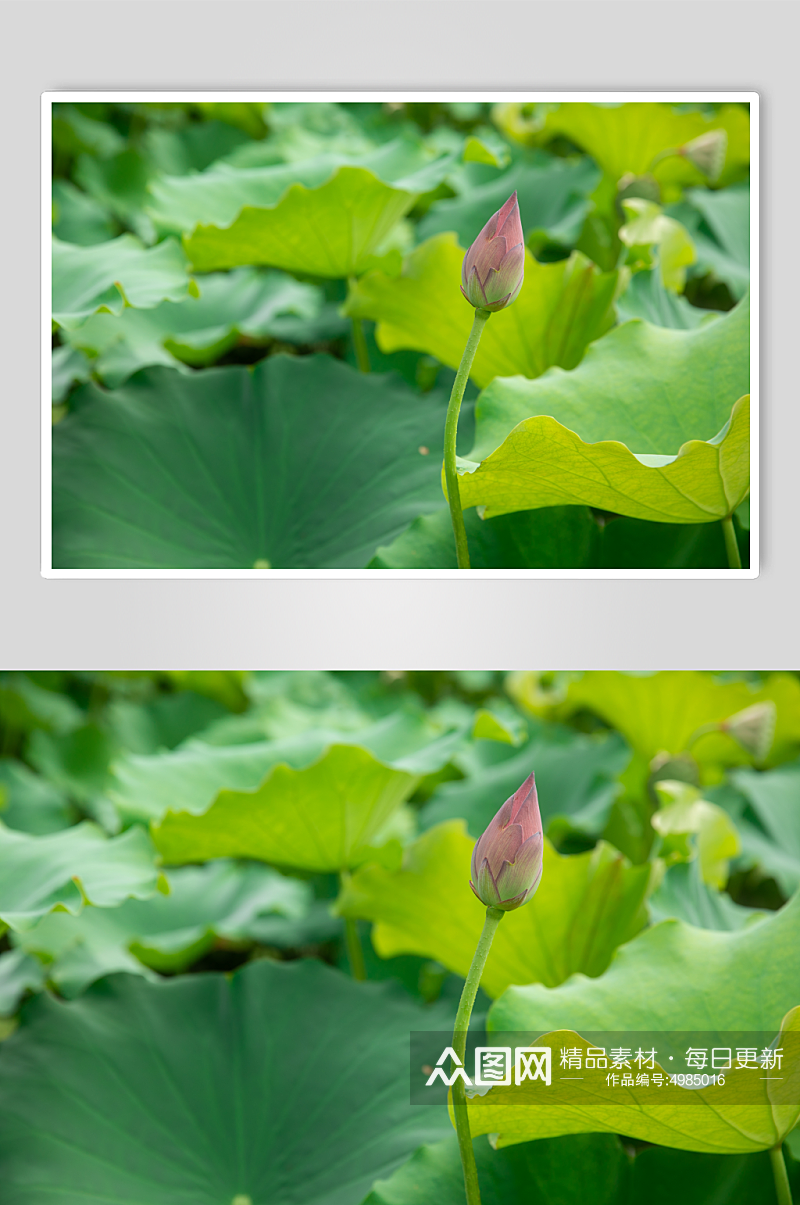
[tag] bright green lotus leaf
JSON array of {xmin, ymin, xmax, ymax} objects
[
  {"xmin": 475, "ymin": 897, "xmax": 800, "ymax": 1153},
  {"xmin": 420, "ymin": 729, "xmax": 629, "ymax": 840},
  {"xmin": 151, "ymin": 744, "xmax": 420, "ymax": 871},
  {"xmin": 110, "ymin": 709, "xmax": 464, "ymax": 824},
  {"xmin": 619, "ymin": 199, "xmax": 696, "ymax": 291},
  {"xmin": 364, "ymin": 1131, "xmax": 794, "ymax": 1205},
  {"xmin": 455, "ymin": 393, "xmax": 749, "ymax": 525},
  {"xmin": 541, "ymin": 102, "xmax": 750, "ymax": 189},
  {"xmin": 472, "ymin": 708, "xmax": 527, "ymax": 747},
  {"xmin": 11, "ymin": 860, "xmax": 311, "ymax": 996},
  {"xmin": 52, "ymin": 357, "xmax": 451, "ymax": 569},
  {"xmin": 463, "ymin": 286, "xmax": 749, "ymax": 473},
  {"xmin": 149, "ymin": 137, "xmax": 459, "ymax": 277},
  {"xmin": 651, "ymin": 781, "xmax": 741, "ymax": 888},
  {"xmin": 562, "ymin": 672, "xmax": 800, "ymax": 770},
  {"xmin": 466, "ymin": 1008, "xmax": 800, "ymax": 1155},
  {"xmin": 52, "ymin": 234, "xmax": 195, "ymax": 330},
  {"xmin": 417, "ymin": 155, "xmax": 600, "ymax": 251},
  {"xmin": 182, "ymin": 167, "xmax": 419, "ymax": 276},
  {"xmin": 729, "ymin": 762, "xmax": 800, "ymax": 896},
  {"xmin": 338, "ymin": 823, "xmax": 654, "ymax": 997},
  {"xmin": 0, "ymin": 821, "xmax": 161, "ymax": 932},
  {"xmin": 0, "ymin": 759, "xmax": 73, "ymax": 835},
  {"xmin": 62, "ymin": 268, "xmax": 325, "ymax": 386},
  {"xmin": 346, "ymin": 236, "xmax": 620, "ymax": 388},
  {"xmin": 364, "ymin": 1132, "xmax": 629, "ymax": 1205},
  {"xmin": 616, "ymin": 268, "xmax": 720, "ymax": 330},
  {"xmin": 649, "ymin": 858, "xmax": 765, "ymax": 932},
  {"xmin": 0, "ymin": 961, "xmax": 453, "ymax": 1205}
]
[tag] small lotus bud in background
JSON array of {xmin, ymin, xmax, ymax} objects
[
  {"xmin": 470, "ymin": 773, "xmax": 543, "ymax": 910},
  {"xmin": 720, "ymin": 701, "xmax": 777, "ymax": 761},
  {"xmin": 461, "ymin": 191, "xmax": 525, "ymax": 313},
  {"xmin": 679, "ymin": 129, "xmax": 728, "ymax": 182},
  {"xmin": 648, "ymin": 750, "xmax": 700, "ymax": 803},
  {"xmin": 616, "ymin": 171, "xmax": 662, "ymax": 216}
]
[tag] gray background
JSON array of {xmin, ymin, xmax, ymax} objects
[{"xmin": 2, "ymin": 1, "xmax": 795, "ymax": 669}]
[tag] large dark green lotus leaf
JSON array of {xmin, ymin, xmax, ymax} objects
[
  {"xmin": 52, "ymin": 234, "xmax": 195, "ymax": 330},
  {"xmin": 52, "ymin": 357, "xmax": 450, "ymax": 569},
  {"xmin": 12, "ymin": 860, "xmax": 311, "ymax": 995},
  {"xmin": 338, "ymin": 824, "xmax": 653, "ymax": 997},
  {"xmin": 363, "ymin": 1132, "xmax": 628, "ymax": 1205},
  {"xmin": 369, "ymin": 504, "xmax": 599, "ymax": 568},
  {"xmin": 0, "ymin": 758, "xmax": 74, "ymax": 835},
  {"xmin": 149, "ymin": 137, "xmax": 459, "ymax": 277},
  {"xmin": 417, "ymin": 155, "xmax": 600, "ymax": 250},
  {"xmin": 469, "ymin": 291, "xmax": 749, "ymax": 461},
  {"xmin": 111, "ymin": 709, "xmax": 465, "ymax": 824},
  {"xmin": 369, "ymin": 503, "xmax": 740, "ymax": 569},
  {"xmin": 364, "ymin": 1132, "xmax": 795, "ymax": 1205},
  {"xmin": 541, "ymin": 102, "xmax": 750, "ymax": 189},
  {"xmin": 616, "ymin": 268, "xmax": 721, "ymax": 330},
  {"xmin": 420, "ymin": 728, "xmax": 629, "ymax": 839},
  {"xmin": 456, "ymin": 394, "xmax": 749, "ymax": 524},
  {"xmin": 0, "ymin": 822, "xmax": 161, "ymax": 931},
  {"xmin": 0, "ymin": 961, "xmax": 452, "ymax": 1205},
  {"xmin": 151, "ymin": 745, "xmax": 420, "ymax": 871},
  {"xmin": 63, "ymin": 268, "xmax": 326, "ymax": 386},
  {"xmin": 346, "ymin": 236, "xmax": 620, "ymax": 389}
]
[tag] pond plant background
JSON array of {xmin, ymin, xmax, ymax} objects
[
  {"xmin": 0, "ymin": 668, "xmax": 797, "ymax": 1202},
  {"xmin": 50, "ymin": 99, "xmax": 751, "ymax": 570}
]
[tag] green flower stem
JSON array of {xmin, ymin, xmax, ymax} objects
[
  {"xmin": 722, "ymin": 514, "xmax": 742, "ymax": 569},
  {"xmin": 451, "ymin": 905, "xmax": 504, "ymax": 1205},
  {"xmin": 340, "ymin": 871, "xmax": 366, "ymax": 980},
  {"xmin": 685, "ymin": 721, "xmax": 721, "ymax": 751},
  {"xmin": 444, "ymin": 307, "xmax": 491, "ymax": 569},
  {"xmin": 647, "ymin": 147, "xmax": 679, "ymax": 174},
  {"xmin": 770, "ymin": 1144, "xmax": 793, "ymax": 1205},
  {"xmin": 349, "ymin": 279, "xmax": 371, "ymax": 372}
]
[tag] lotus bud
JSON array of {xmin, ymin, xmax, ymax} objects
[
  {"xmin": 679, "ymin": 130, "xmax": 727, "ymax": 182},
  {"xmin": 470, "ymin": 772, "xmax": 543, "ymax": 911},
  {"xmin": 461, "ymin": 191, "xmax": 525, "ymax": 313},
  {"xmin": 720, "ymin": 701, "xmax": 777, "ymax": 761}
]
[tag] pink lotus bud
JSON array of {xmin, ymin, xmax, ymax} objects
[
  {"xmin": 470, "ymin": 773, "xmax": 543, "ymax": 911},
  {"xmin": 720, "ymin": 701, "xmax": 776, "ymax": 761},
  {"xmin": 461, "ymin": 191, "xmax": 525, "ymax": 313},
  {"xmin": 679, "ymin": 130, "xmax": 727, "ymax": 182}
]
